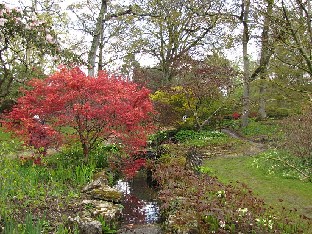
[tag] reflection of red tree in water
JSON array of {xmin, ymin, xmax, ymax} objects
[{"xmin": 122, "ymin": 194, "xmax": 146, "ymax": 225}]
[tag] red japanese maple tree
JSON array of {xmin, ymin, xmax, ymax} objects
[{"xmin": 3, "ymin": 67, "xmax": 155, "ymax": 160}]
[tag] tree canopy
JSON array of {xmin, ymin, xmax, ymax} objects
[
  {"xmin": 3, "ymin": 67, "xmax": 155, "ymax": 158},
  {"xmin": 1, "ymin": 0, "xmax": 311, "ymax": 127}
]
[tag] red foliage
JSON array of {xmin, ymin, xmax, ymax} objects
[
  {"xmin": 122, "ymin": 158, "xmax": 146, "ymax": 179},
  {"xmin": 3, "ymin": 67, "xmax": 155, "ymax": 160},
  {"xmin": 20, "ymin": 155, "xmax": 42, "ymax": 166},
  {"xmin": 232, "ymin": 112, "xmax": 241, "ymax": 120}
]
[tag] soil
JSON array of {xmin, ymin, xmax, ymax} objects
[{"xmin": 219, "ymin": 128, "xmax": 267, "ymax": 157}]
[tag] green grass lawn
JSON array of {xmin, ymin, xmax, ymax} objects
[{"xmin": 203, "ymin": 155, "xmax": 312, "ymax": 219}]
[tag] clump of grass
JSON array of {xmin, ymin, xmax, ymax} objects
[
  {"xmin": 253, "ymin": 149, "xmax": 311, "ymax": 182},
  {"xmin": 0, "ymin": 136, "xmax": 120, "ymax": 232},
  {"xmin": 2, "ymin": 213, "xmax": 47, "ymax": 234}
]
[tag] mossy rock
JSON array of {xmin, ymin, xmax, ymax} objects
[
  {"xmin": 82, "ymin": 170, "xmax": 109, "ymax": 193},
  {"xmin": 92, "ymin": 170, "xmax": 108, "ymax": 181},
  {"xmin": 87, "ymin": 185, "xmax": 122, "ymax": 203}
]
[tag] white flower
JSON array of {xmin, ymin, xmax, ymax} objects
[
  {"xmin": 255, "ymin": 217, "xmax": 274, "ymax": 230},
  {"xmin": 46, "ymin": 34, "xmax": 54, "ymax": 43},
  {"xmin": 0, "ymin": 18, "xmax": 8, "ymax": 26},
  {"xmin": 219, "ymin": 220, "xmax": 226, "ymax": 228},
  {"xmin": 217, "ymin": 190, "xmax": 226, "ymax": 198},
  {"xmin": 13, "ymin": 7, "xmax": 22, "ymax": 13},
  {"xmin": 237, "ymin": 207, "xmax": 248, "ymax": 216},
  {"xmin": 268, "ymin": 219, "xmax": 273, "ymax": 229},
  {"xmin": 37, "ymin": 20, "xmax": 45, "ymax": 25},
  {"xmin": 5, "ymin": 7, "xmax": 11, "ymax": 13}
]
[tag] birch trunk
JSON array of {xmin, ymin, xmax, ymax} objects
[{"xmin": 88, "ymin": 0, "xmax": 107, "ymax": 77}]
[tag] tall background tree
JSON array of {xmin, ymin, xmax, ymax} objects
[
  {"xmin": 129, "ymin": 0, "xmax": 226, "ymax": 86},
  {"xmin": 0, "ymin": 2, "xmax": 80, "ymax": 112},
  {"xmin": 240, "ymin": 0, "xmax": 251, "ymax": 127},
  {"xmin": 250, "ymin": 0, "xmax": 274, "ymax": 119},
  {"xmin": 277, "ymin": 0, "xmax": 312, "ymax": 78},
  {"xmin": 68, "ymin": 0, "xmax": 135, "ymax": 76},
  {"xmin": 3, "ymin": 0, "xmax": 311, "ymax": 128}
]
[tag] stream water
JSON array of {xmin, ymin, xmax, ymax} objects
[{"xmin": 114, "ymin": 170, "xmax": 160, "ymax": 226}]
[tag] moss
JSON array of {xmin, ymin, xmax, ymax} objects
[
  {"xmin": 88, "ymin": 186, "xmax": 122, "ymax": 203},
  {"xmin": 92, "ymin": 170, "xmax": 108, "ymax": 181}
]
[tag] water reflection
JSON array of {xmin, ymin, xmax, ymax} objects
[{"xmin": 114, "ymin": 170, "xmax": 160, "ymax": 225}]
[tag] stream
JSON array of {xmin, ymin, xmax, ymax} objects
[{"xmin": 114, "ymin": 170, "xmax": 161, "ymax": 233}]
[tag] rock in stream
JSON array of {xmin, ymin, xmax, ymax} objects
[{"xmin": 69, "ymin": 170, "xmax": 123, "ymax": 234}]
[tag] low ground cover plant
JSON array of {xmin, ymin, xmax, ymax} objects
[
  {"xmin": 174, "ymin": 129, "xmax": 227, "ymax": 143},
  {"xmin": 253, "ymin": 149, "xmax": 312, "ymax": 182}
]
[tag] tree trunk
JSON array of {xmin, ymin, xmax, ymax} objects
[
  {"xmin": 259, "ymin": 80, "xmax": 267, "ymax": 119},
  {"xmin": 258, "ymin": 0, "xmax": 273, "ymax": 119},
  {"xmin": 98, "ymin": 24, "xmax": 104, "ymax": 72},
  {"xmin": 32, "ymin": 0, "xmax": 38, "ymax": 11},
  {"xmin": 241, "ymin": 0, "xmax": 251, "ymax": 128},
  {"xmin": 88, "ymin": 0, "xmax": 107, "ymax": 77},
  {"xmin": 82, "ymin": 142, "xmax": 89, "ymax": 161}
]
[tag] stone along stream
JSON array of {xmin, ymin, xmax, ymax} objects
[{"xmin": 115, "ymin": 169, "xmax": 161, "ymax": 234}]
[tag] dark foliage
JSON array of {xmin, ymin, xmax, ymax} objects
[{"xmin": 153, "ymin": 158, "xmax": 310, "ymax": 233}]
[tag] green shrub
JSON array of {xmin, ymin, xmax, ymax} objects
[
  {"xmin": 0, "ymin": 143, "xmax": 98, "ymax": 229},
  {"xmin": 148, "ymin": 129, "xmax": 177, "ymax": 146},
  {"xmin": 97, "ymin": 215, "xmax": 117, "ymax": 233},
  {"xmin": 74, "ymin": 164, "xmax": 96, "ymax": 186},
  {"xmin": 89, "ymin": 143, "xmax": 118, "ymax": 169},
  {"xmin": 241, "ymin": 119, "xmax": 281, "ymax": 138},
  {"xmin": 55, "ymin": 224, "xmax": 79, "ymax": 234},
  {"xmin": 175, "ymin": 130, "xmax": 227, "ymax": 143},
  {"xmin": 175, "ymin": 130, "xmax": 198, "ymax": 142},
  {"xmin": 266, "ymin": 107, "xmax": 291, "ymax": 119},
  {"xmin": 0, "ymin": 131, "xmax": 122, "ymax": 232}
]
